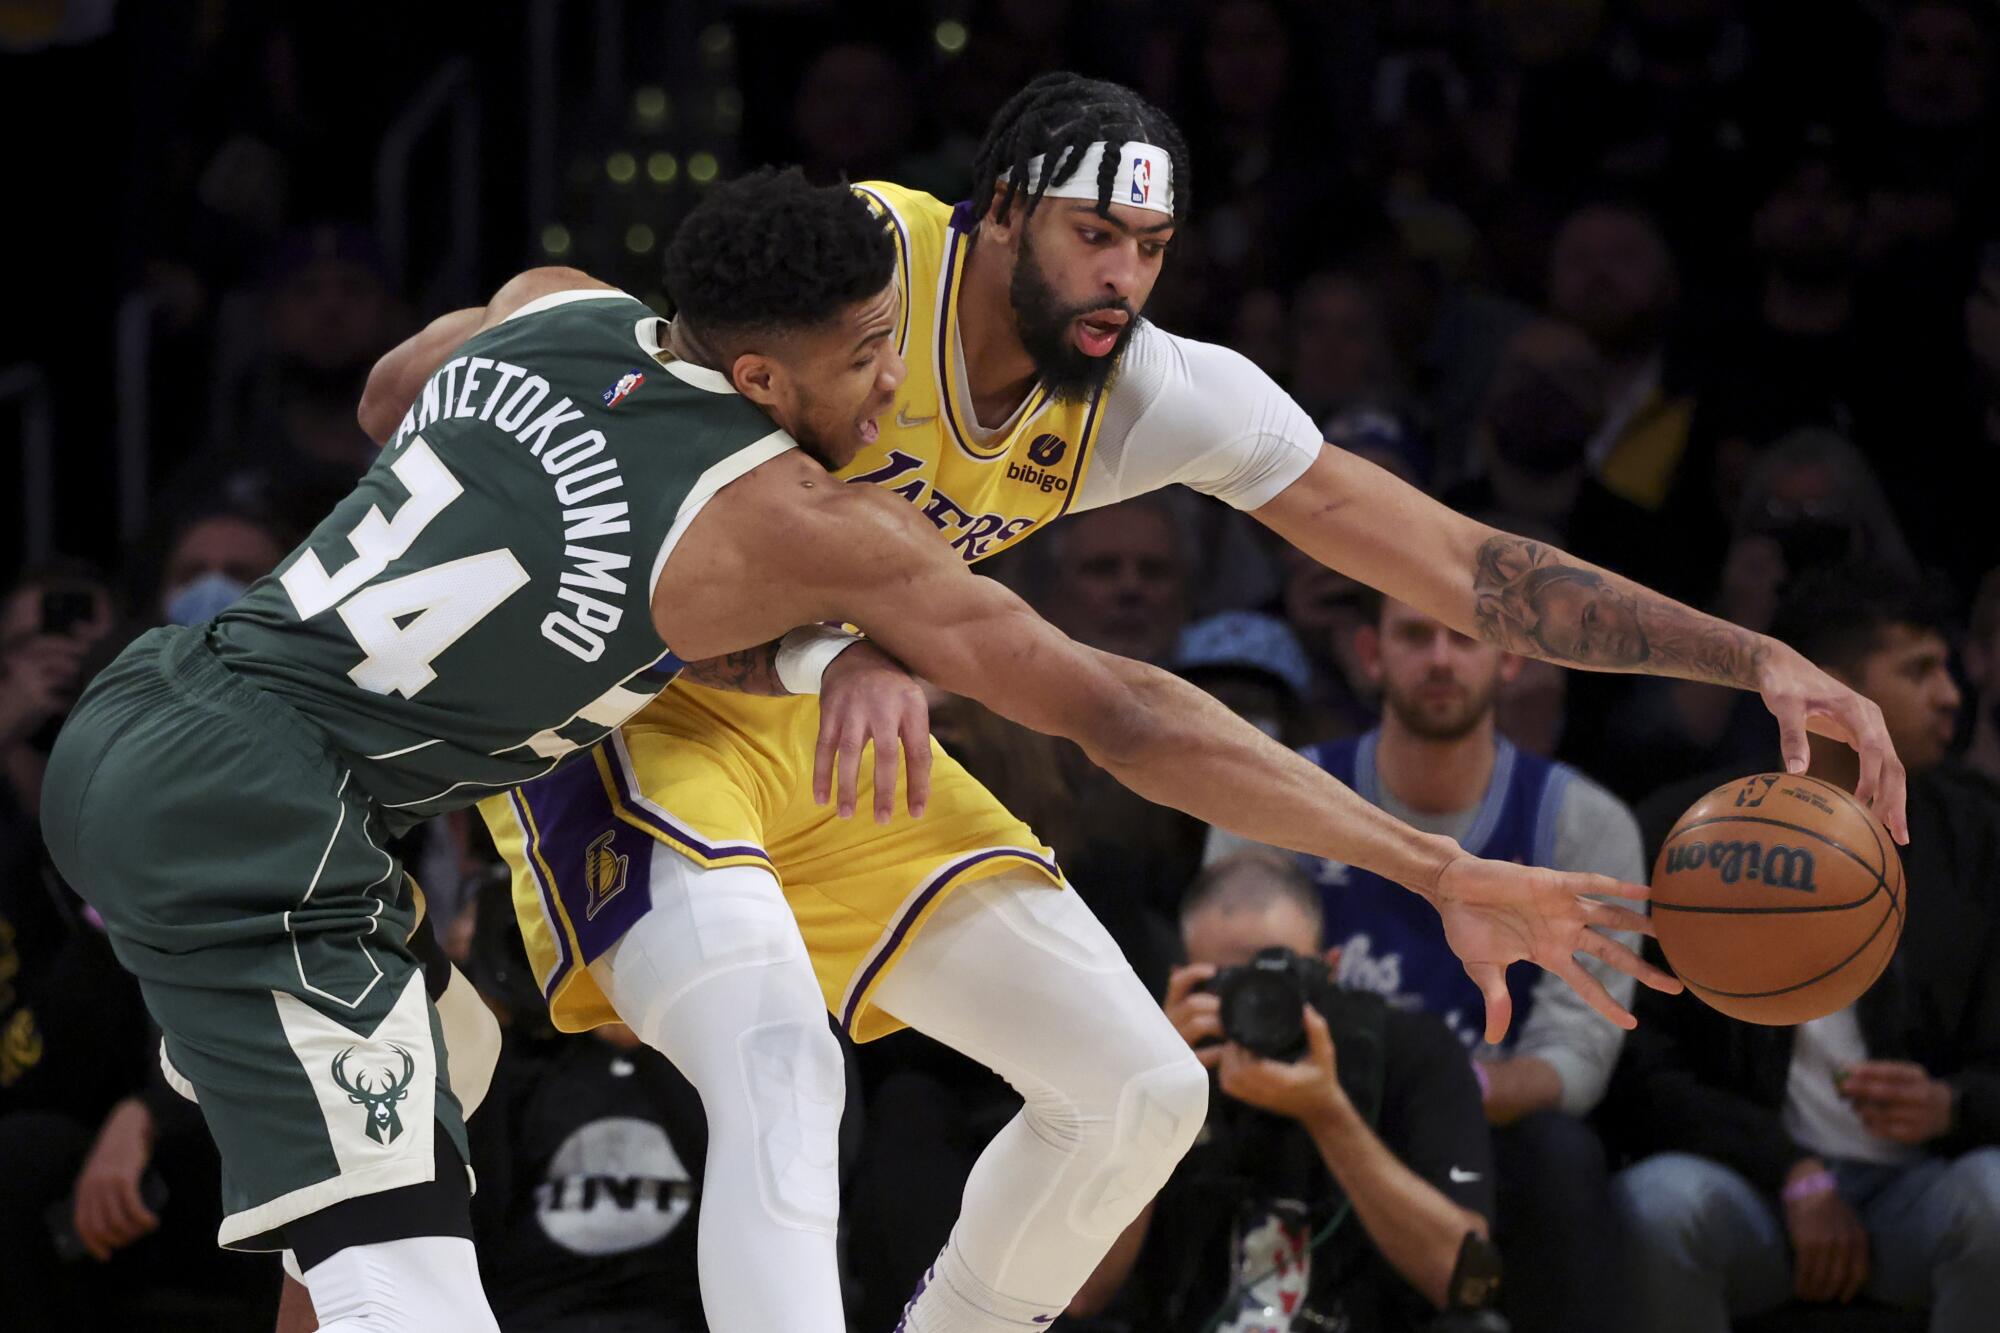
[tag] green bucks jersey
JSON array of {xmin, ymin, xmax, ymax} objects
[{"xmin": 210, "ymin": 289, "xmax": 793, "ymax": 823}]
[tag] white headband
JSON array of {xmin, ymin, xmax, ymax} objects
[{"xmin": 1006, "ymin": 140, "xmax": 1175, "ymax": 216}]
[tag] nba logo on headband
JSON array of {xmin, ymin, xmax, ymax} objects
[{"xmin": 1006, "ymin": 140, "xmax": 1176, "ymax": 217}]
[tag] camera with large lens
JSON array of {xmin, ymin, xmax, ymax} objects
[{"xmin": 1203, "ymin": 945, "xmax": 1340, "ymax": 1060}]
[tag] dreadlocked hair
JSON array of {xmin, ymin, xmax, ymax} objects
[
  {"xmin": 663, "ymin": 165, "xmax": 895, "ymax": 339},
  {"xmin": 972, "ymin": 71, "xmax": 1191, "ymax": 226}
]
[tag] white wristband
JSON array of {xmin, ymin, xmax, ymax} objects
[{"xmin": 775, "ymin": 625, "xmax": 863, "ymax": 695}]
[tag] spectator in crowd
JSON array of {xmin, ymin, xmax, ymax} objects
[
  {"xmin": 1915, "ymin": 242, "xmax": 2000, "ymax": 590},
  {"xmin": 1972, "ymin": 242, "xmax": 2000, "ymax": 454},
  {"xmin": 1361, "ymin": 0, "xmax": 1511, "ymax": 283},
  {"xmin": 1174, "ymin": 609, "xmax": 1315, "ymax": 746},
  {"xmin": 1678, "ymin": 129, "xmax": 1873, "ymax": 530},
  {"xmin": 1176, "ymin": 0, "xmax": 1356, "ymax": 294},
  {"xmin": 1443, "ymin": 318, "xmax": 1680, "ymax": 601},
  {"xmin": 1216, "ymin": 589, "xmax": 1641, "ymax": 1333},
  {"xmin": 1545, "ymin": 200, "xmax": 1697, "ymax": 513},
  {"xmin": 1039, "ymin": 497, "xmax": 1191, "ymax": 665},
  {"xmin": 1588, "ymin": 427, "xmax": 1915, "ymax": 800},
  {"xmin": 1280, "ymin": 544, "xmax": 1392, "ymax": 740},
  {"xmin": 1069, "ymin": 853, "xmax": 1495, "ymax": 1331},
  {"xmin": 790, "ymin": 42, "xmax": 921, "ymax": 187},
  {"xmin": 0, "ymin": 565, "xmax": 272, "ymax": 1330},
  {"xmin": 1279, "ymin": 550, "xmax": 1382, "ymax": 745},
  {"xmin": 1323, "ymin": 401, "xmax": 1432, "ymax": 489},
  {"xmin": 1860, "ymin": 0, "xmax": 1995, "ymax": 265},
  {"xmin": 167, "ymin": 222, "xmax": 406, "ymax": 538},
  {"xmin": 1, "ymin": 565, "xmax": 118, "ymax": 828},
  {"xmin": 1289, "ymin": 272, "xmax": 1407, "ymax": 426},
  {"xmin": 1516, "ymin": 0, "xmax": 1758, "ymax": 219},
  {"xmin": 1364, "ymin": 236, "xmax": 1534, "ymax": 483},
  {"xmin": 1960, "ymin": 567, "xmax": 2000, "ymax": 786},
  {"xmin": 1614, "ymin": 564, "xmax": 2000, "ymax": 1333},
  {"xmin": 155, "ymin": 507, "xmax": 290, "ymax": 627},
  {"xmin": 1226, "ymin": 286, "xmax": 1290, "ymax": 381}
]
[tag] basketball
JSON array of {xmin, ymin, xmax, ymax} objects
[{"xmin": 1650, "ymin": 773, "xmax": 1904, "ymax": 1026}]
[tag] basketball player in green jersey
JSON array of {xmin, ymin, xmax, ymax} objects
[{"xmin": 47, "ymin": 168, "xmax": 1671, "ymax": 1329}]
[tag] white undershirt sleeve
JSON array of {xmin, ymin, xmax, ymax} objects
[{"xmin": 1072, "ymin": 323, "xmax": 1324, "ymax": 513}]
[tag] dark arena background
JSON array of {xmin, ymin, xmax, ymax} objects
[{"xmin": 4, "ymin": 3, "xmax": 2000, "ymax": 1333}]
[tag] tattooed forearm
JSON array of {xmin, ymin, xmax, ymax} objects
[
  {"xmin": 677, "ymin": 641, "xmax": 790, "ymax": 695},
  {"xmin": 1470, "ymin": 535, "xmax": 1768, "ymax": 686}
]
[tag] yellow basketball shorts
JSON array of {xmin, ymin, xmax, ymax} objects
[{"xmin": 479, "ymin": 682, "xmax": 1063, "ymax": 1042}]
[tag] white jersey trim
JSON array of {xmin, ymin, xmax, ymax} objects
[
  {"xmin": 636, "ymin": 316, "xmax": 738, "ymax": 395},
  {"xmin": 647, "ymin": 427, "xmax": 800, "ymax": 600},
  {"xmin": 661, "ymin": 358, "xmax": 734, "ymax": 395}
]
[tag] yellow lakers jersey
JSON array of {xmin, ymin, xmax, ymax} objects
[{"xmin": 840, "ymin": 181, "xmax": 1107, "ymax": 561}]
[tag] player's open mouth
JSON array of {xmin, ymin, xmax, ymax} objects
[
  {"xmin": 1073, "ymin": 310, "xmax": 1129, "ymax": 357},
  {"xmin": 858, "ymin": 415, "xmax": 880, "ymax": 444}
]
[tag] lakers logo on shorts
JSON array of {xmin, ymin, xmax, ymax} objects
[
  {"xmin": 330, "ymin": 1044, "xmax": 416, "ymax": 1145},
  {"xmin": 584, "ymin": 829, "xmax": 631, "ymax": 922}
]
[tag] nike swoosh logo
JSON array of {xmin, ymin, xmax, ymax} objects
[
  {"xmin": 895, "ymin": 407, "xmax": 937, "ymax": 428},
  {"xmin": 1449, "ymin": 1166, "xmax": 1481, "ymax": 1183}
]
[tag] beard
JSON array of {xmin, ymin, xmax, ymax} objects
[
  {"xmin": 1010, "ymin": 226, "xmax": 1139, "ymax": 405},
  {"xmin": 776, "ymin": 382, "xmax": 841, "ymax": 469},
  {"xmin": 1383, "ymin": 675, "xmax": 1498, "ymax": 742}
]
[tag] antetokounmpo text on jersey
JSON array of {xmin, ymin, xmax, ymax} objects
[{"xmin": 388, "ymin": 353, "xmax": 635, "ymax": 663}]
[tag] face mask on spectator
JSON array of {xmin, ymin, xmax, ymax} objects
[
  {"xmin": 165, "ymin": 571, "xmax": 249, "ymax": 626},
  {"xmin": 1485, "ymin": 373, "xmax": 1602, "ymax": 476}
]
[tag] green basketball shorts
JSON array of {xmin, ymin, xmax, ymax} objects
[{"xmin": 40, "ymin": 625, "xmax": 467, "ymax": 1250}]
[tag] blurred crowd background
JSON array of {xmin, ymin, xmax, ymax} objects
[{"xmin": 5, "ymin": 2, "xmax": 2000, "ymax": 1331}]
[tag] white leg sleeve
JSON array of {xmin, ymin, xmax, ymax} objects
[
  {"xmin": 589, "ymin": 856, "xmax": 849, "ymax": 1333},
  {"xmin": 299, "ymin": 1236, "xmax": 499, "ymax": 1333},
  {"xmin": 873, "ymin": 872, "xmax": 1209, "ymax": 1332}
]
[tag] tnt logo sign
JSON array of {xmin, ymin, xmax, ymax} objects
[{"xmin": 1130, "ymin": 158, "xmax": 1151, "ymax": 205}]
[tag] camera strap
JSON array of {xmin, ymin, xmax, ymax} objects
[{"xmin": 1195, "ymin": 992, "xmax": 1392, "ymax": 1333}]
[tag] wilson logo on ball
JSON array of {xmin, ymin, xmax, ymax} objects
[{"xmin": 1662, "ymin": 840, "xmax": 1818, "ymax": 893}]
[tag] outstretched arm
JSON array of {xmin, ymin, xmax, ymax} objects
[
  {"xmin": 653, "ymin": 453, "xmax": 1680, "ymax": 1038},
  {"xmin": 1255, "ymin": 445, "xmax": 1907, "ymax": 840}
]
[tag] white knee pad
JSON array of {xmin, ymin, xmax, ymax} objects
[
  {"xmin": 740, "ymin": 1018, "xmax": 847, "ymax": 1232},
  {"xmin": 602, "ymin": 861, "xmax": 811, "ymax": 1023},
  {"xmin": 300, "ymin": 1236, "xmax": 499, "ymax": 1333},
  {"xmin": 593, "ymin": 858, "xmax": 846, "ymax": 1235},
  {"xmin": 1067, "ymin": 1049, "xmax": 1209, "ymax": 1238}
]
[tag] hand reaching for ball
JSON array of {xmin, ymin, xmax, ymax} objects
[{"xmin": 1428, "ymin": 852, "xmax": 1679, "ymax": 1043}]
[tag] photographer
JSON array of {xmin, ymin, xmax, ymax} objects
[{"xmin": 1071, "ymin": 854, "xmax": 1496, "ymax": 1332}]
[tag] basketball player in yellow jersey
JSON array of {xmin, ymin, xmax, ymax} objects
[{"xmin": 480, "ymin": 75, "xmax": 1908, "ymax": 1333}]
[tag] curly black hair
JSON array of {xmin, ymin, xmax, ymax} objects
[
  {"xmin": 1770, "ymin": 564, "xmax": 1954, "ymax": 676},
  {"xmin": 663, "ymin": 166, "xmax": 895, "ymax": 339},
  {"xmin": 971, "ymin": 71, "xmax": 1191, "ymax": 226}
]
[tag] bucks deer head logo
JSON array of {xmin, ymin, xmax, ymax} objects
[{"xmin": 331, "ymin": 1044, "xmax": 417, "ymax": 1144}]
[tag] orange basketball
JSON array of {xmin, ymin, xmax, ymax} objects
[{"xmin": 1650, "ymin": 773, "xmax": 1903, "ymax": 1026}]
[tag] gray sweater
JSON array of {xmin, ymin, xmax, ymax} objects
[{"xmin": 1205, "ymin": 760, "xmax": 1645, "ymax": 1116}]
